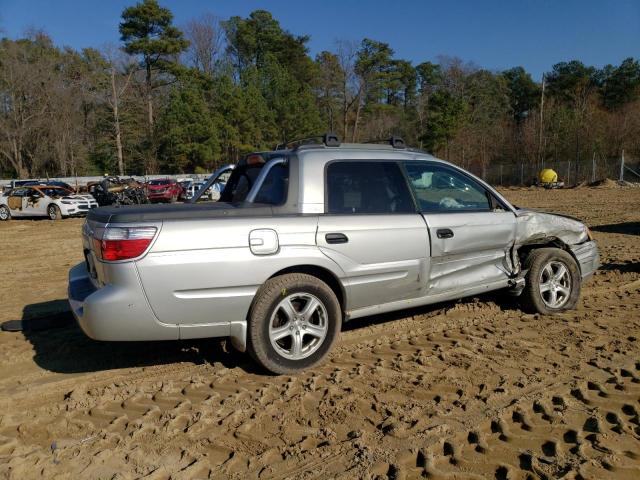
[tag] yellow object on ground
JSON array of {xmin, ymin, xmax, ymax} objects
[{"xmin": 539, "ymin": 168, "xmax": 558, "ymax": 184}]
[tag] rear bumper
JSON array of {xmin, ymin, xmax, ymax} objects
[
  {"xmin": 570, "ymin": 240, "xmax": 600, "ymax": 279},
  {"xmin": 67, "ymin": 262, "xmax": 178, "ymax": 341}
]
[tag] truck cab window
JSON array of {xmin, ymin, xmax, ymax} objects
[
  {"xmin": 326, "ymin": 161, "xmax": 415, "ymax": 214},
  {"xmin": 253, "ymin": 163, "xmax": 289, "ymax": 205},
  {"xmin": 223, "ymin": 165, "xmax": 263, "ymax": 203}
]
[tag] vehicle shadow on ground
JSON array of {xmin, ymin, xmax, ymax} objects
[
  {"xmin": 10, "ymin": 300, "xmax": 257, "ymax": 375},
  {"xmin": 12, "ymin": 293, "xmax": 521, "ymax": 375},
  {"xmin": 598, "ymin": 262, "xmax": 640, "ymax": 273},
  {"xmin": 592, "ymin": 221, "xmax": 640, "ymax": 236}
]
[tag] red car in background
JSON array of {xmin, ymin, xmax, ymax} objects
[{"xmin": 146, "ymin": 179, "xmax": 183, "ymax": 203}]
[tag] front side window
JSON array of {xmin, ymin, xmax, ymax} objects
[
  {"xmin": 326, "ymin": 161, "xmax": 415, "ymax": 214},
  {"xmin": 403, "ymin": 162, "xmax": 491, "ymax": 212},
  {"xmin": 253, "ymin": 163, "xmax": 289, "ymax": 205}
]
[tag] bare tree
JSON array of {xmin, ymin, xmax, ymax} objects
[
  {"xmin": 335, "ymin": 39, "xmax": 359, "ymax": 141},
  {"xmin": 103, "ymin": 46, "xmax": 135, "ymax": 175},
  {"xmin": 0, "ymin": 37, "xmax": 51, "ymax": 177},
  {"xmin": 184, "ymin": 13, "xmax": 225, "ymax": 75}
]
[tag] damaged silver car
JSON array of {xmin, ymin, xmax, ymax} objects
[{"xmin": 68, "ymin": 135, "xmax": 599, "ymax": 374}]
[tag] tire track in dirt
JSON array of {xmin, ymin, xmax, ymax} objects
[
  {"xmin": 0, "ymin": 187, "xmax": 639, "ymax": 479},
  {"xmin": 2, "ymin": 276, "xmax": 638, "ymax": 479}
]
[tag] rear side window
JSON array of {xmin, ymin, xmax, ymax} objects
[
  {"xmin": 326, "ymin": 161, "xmax": 415, "ymax": 214},
  {"xmin": 253, "ymin": 163, "xmax": 289, "ymax": 205},
  {"xmin": 403, "ymin": 161, "xmax": 491, "ymax": 212}
]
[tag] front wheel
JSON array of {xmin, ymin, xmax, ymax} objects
[
  {"xmin": 0, "ymin": 205, "xmax": 11, "ymax": 221},
  {"xmin": 521, "ymin": 248, "xmax": 581, "ymax": 315},
  {"xmin": 247, "ymin": 273, "xmax": 342, "ymax": 374},
  {"xmin": 48, "ymin": 204, "xmax": 62, "ymax": 220}
]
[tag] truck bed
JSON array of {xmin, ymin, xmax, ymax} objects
[{"xmin": 87, "ymin": 202, "xmax": 275, "ymax": 223}]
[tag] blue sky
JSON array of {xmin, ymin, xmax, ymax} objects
[{"xmin": 1, "ymin": 0, "xmax": 638, "ymax": 79}]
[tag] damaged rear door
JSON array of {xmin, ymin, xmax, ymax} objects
[{"xmin": 403, "ymin": 161, "xmax": 516, "ymax": 296}]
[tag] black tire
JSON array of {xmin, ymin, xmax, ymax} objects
[
  {"xmin": 48, "ymin": 204, "xmax": 62, "ymax": 220},
  {"xmin": 247, "ymin": 273, "xmax": 342, "ymax": 374},
  {"xmin": 0, "ymin": 205, "xmax": 11, "ymax": 221},
  {"xmin": 521, "ymin": 248, "xmax": 581, "ymax": 315}
]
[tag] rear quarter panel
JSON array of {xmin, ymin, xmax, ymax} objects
[{"xmin": 135, "ymin": 216, "xmax": 344, "ymax": 328}]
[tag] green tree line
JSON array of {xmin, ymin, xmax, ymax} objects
[{"xmin": 1, "ymin": 0, "xmax": 639, "ymax": 179}]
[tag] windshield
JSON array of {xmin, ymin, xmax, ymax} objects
[{"xmin": 149, "ymin": 180, "xmax": 171, "ymax": 186}]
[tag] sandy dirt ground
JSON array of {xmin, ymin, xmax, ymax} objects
[{"xmin": 0, "ymin": 186, "xmax": 639, "ymax": 479}]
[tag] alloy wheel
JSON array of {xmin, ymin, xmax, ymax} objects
[
  {"xmin": 268, "ymin": 293, "xmax": 328, "ymax": 360},
  {"xmin": 539, "ymin": 260, "xmax": 572, "ymax": 309}
]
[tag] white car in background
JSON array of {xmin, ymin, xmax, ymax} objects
[
  {"xmin": 0, "ymin": 185, "xmax": 98, "ymax": 220},
  {"xmin": 189, "ymin": 180, "xmax": 223, "ymax": 201}
]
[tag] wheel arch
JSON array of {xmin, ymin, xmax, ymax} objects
[
  {"xmin": 517, "ymin": 237, "xmax": 581, "ymax": 274},
  {"xmin": 267, "ymin": 264, "xmax": 346, "ymax": 313}
]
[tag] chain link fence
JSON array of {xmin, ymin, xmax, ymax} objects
[
  {"xmin": 473, "ymin": 155, "xmax": 640, "ymax": 187},
  {"xmin": 4, "ymin": 155, "xmax": 640, "ymax": 191}
]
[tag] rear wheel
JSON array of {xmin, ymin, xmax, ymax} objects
[
  {"xmin": 0, "ymin": 205, "xmax": 10, "ymax": 221},
  {"xmin": 48, "ymin": 204, "xmax": 62, "ymax": 220},
  {"xmin": 247, "ymin": 273, "xmax": 342, "ymax": 374},
  {"xmin": 521, "ymin": 248, "xmax": 581, "ymax": 315}
]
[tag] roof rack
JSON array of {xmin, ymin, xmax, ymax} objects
[
  {"xmin": 274, "ymin": 132, "xmax": 341, "ymax": 150},
  {"xmin": 363, "ymin": 136, "xmax": 407, "ymax": 149}
]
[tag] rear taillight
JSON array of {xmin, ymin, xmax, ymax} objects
[{"xmin": 93, "ymin": 226, "xmax": 157, "ymax": 261}]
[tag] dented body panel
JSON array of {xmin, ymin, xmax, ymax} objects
[
  {"xmin": 514, "ymin": 209, "xmax": 589, "ymax": 247},
  {"xmin": 68, "ymin": 145, "xmax": 600, "ymax": 350},
  {"xmin": 513, "ymin": 209, "xmax": 599, "ymax": 279},
  {"xmin": 423, "ymin": 210, "xmax": 516, "ymax": 295}
]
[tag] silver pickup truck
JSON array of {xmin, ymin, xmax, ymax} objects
[{"xmin": 68, "ymin": 135, "xmax": 599, "ymax": 374}]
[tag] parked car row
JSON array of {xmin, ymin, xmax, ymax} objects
[
  {"xmin": 146, "ymin": 178, "xmax": 227, "ymax": 203},
  {"xmin": 0, "ymin": 173, "xmax": 231, "ymax": 220}
]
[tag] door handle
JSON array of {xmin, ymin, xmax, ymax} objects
[
  {"xmin": 325, "ymin": 233, "xmax": 348, "ymax": 244},
  {"xmin": 436, "ymin": 228, "xmax": 454, "ymax": 239}
]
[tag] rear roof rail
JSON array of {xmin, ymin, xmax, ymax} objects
[
  {"xmin": 275, "ymin": 132, "xmax": 341, "ymax": 150},
  {"xmin": 363, "ymin": 136, "xmax": 407, "ymax": 149}
]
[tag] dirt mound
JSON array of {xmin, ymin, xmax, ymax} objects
[
  {"xmin": 1, "ymin": 187, "xmax": 639, "ymax": 479},
  {"xmin": 589, "ymin": 178, "xmax": 622, "ymax": 188}
]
